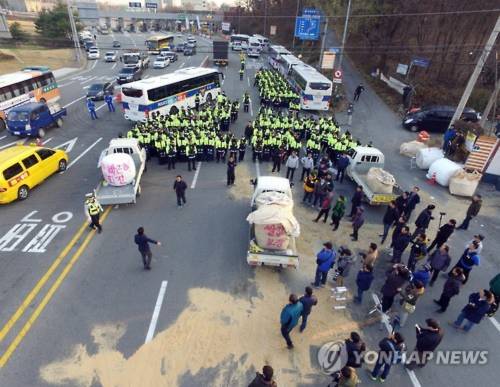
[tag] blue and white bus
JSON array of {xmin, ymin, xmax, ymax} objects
[
  {"xmin": 268, "ymin": 45, "xmax": 291, "ymax": 69},
  {"xmin": 288, "ymin": 65, "xmax": 333, "ymax": 111},
  {"xmin": 121, "ymin": 67, "xmax": 221, "ymax": 121}
]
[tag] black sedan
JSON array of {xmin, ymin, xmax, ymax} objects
[
  {"xmin": 112, "ymin": 40, "xmax": 121, "ymax": 48},
  {"xmin": 86, "ymin": 82, "xmax": 114, "ymax": 100},
  {"xmin": 175, "ymin": 43, "xmax": 185, "ymax": 52},
  {"xmin": 184, "ymin": 47, "xmax": 196, "ymax": 56}
]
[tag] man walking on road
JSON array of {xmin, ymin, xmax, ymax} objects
[
  {"xmin": 434, "ymin": 267, "xmax": 465, "ymax": 312},
  {"xmin": 406, "ymin": 319, "xmax": 443, "ymax": 369},
  {"xmin": 285, "ymin": 151, "xmax": 299, "ymax": 182},
  {"xmin": 353, "ymin": 83, "xmax": 365, "ymax": 102},
  {"xmin": 349, "ymin": 185, "xmax": 363, "ymax": 217},
  {"xmin": 173, "ymin": 175, "xmax": 187, "ymax": 208},
  {"xmin": 227, "ymin": 156, "xmax": 236, "ymax": 186},
  {"xmin": 104, "ymin": 93, "xmax": 115, "ymax": 112},
  {"xmin": 86, "ymin": 98, "xmax": 98, "ymax": 120},
  {"xmin": 312, "ymin": 242, "xmax": 336, "ymax": 288},
  {"xmin": 299, "ymin": 286, "xmax": 318, "ymax": 332},
  {"xmin": 457, "ymin": 194, "xmax": 482, "ymax": 230},
  {"xmin": 280, "ymin": 294, "xmax": 303, "ymax": 349},
  {"xmin": 84, "ymin": 193, "xmax": 103, "ymax": 233},
  {"xmin": 134, "ymin": 227, "xmax": 161, "ymax": 270}
]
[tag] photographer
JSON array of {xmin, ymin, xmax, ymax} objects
[
  {"xmin": 405, "ymin": 319, "xmax": 443, "ymax": 369},
  {"xmin": 334, "ymin": 247, "xmax": 354, "ymax": 286},
  {"xmin": 428, "ymin": 218, "xmax": 456, "ymax": 253},
  {"xmin": 413, "ymin": 204, "xmax": 435, "ymax": 238}
]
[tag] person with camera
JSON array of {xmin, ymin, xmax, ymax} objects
[
  {"xmin": 391, "ymin": 226, "xmax": 411, "ymax": 264},
  {"xmin": 394, "ymin": 280, "xmax": 425, "ymax": 328},
  {"xmin": 413, "ymin": 204, "xmax": 435, "ymax": 238},
  {"xmin": 248, "ymin": 365, "xmax": 277, "ymax": 387},
  {"xmin": 331, "ymin": 366, "xmax": 360, "ymax": 387},
  {"xmin": 405, "ymin": 319, "xmax": 444, "ymax": 369}
]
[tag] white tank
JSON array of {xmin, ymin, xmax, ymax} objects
[
  {"xmin": 427, "ymin": 158, "xmax": 462, "ymax": 187},
  {"xmin": 416, "ymin": 147, "xmax": 444, "ymax": 170},
  {"xmin": 100, "ymin": 153, "xmax": 136, "ymax": 186}
]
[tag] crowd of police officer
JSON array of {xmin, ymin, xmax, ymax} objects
[
  {"xmin": 255, "ymin": 69, "xmax": 301, "ymax": 112},
  {"xmin": 125, "ymin": 92, "xmax": 247, "ymax": 171}
]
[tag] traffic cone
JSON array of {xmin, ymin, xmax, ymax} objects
[{"xmin": 427, "ymin": 172, "xmax": 437, "ymax": 185}]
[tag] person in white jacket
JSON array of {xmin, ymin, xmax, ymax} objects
[
  {"xmin": 300, "ymin": 153, "xmax": 314, "ymax": 181},
  {"xmin": 285, "ymin": 151, "xmax": 299, "ymax": 182}
]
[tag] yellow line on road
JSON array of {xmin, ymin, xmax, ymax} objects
[
  {"xmin": 0, "ymin": 221, "xmax": 88, "ymax": 343},
  {"xmin": 0, "ymin": 206, "xmax": 112, "ymax": 368}
]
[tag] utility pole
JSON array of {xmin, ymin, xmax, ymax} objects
[
  {"xmin": 263, "ymin": 0, "xmax": 267, "ymax": 36},
  {"xmin": 479, "ymin": 78, "xmax": 500, "ymax": 133},
  {"xmin": 66, "ymin": 0, "xmax": 81, "ymax": 64},
  {"xmin": 337, "ymin": 0, "xmax": 352, "ymax": 71},
  {"xmin": 318, "ymin": 15, "xmax": 328, "ymax": 70},
  {"xmin": 448, "ymin": 15, "xmax": 500, "ymax": 130},
  {"xmin": 292, "ymin": 0, "xmax": 300, "ymax": 50}
]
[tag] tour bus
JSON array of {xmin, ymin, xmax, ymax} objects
[
  {"xmin": 121, "ymin": 67, "xmax": 222, "ymax": 122},
  {"xmin": 288, "ymin": 65, "xmax": 333, "ymax": 111},
  {"xmin": 252, "ymin": 34, "xmax": 269, "ymax": 50},
  {"xmin": 230, "ymin": 34, "xmax": 250, "ymax": 51},
  {"xmin": 0, "ymin": 67, "xmax": 60, "ymax": 131},
  {"xmin": 247, "ymin": 37, "xmax": 262, "ymax": 58},
  {"xmin": 146, "ymin": 34, "xmax": 175, "ymax": 54},
  {"xmin": 277, "ymin": 54, "xmax": 305, "ymax": 77},
  {"xmin": 268, "ymin": 45, "xmax": 291, "ymax": 69}
]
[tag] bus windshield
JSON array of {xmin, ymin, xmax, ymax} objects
[
  {"xmin": 123, "ymin": 55, "xmax": 139, "ymax": 65},
  {"xmin": 309, "ymin": 82, "xmax": 332, "ymax": 90},
  {"xmin": 122, "ymin": 87, "xmax": 143, "ymax": 98}
]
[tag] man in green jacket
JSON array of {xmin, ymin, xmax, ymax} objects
[{"xmin": 330, "ymin": 195, "xmax": 347, "ymax": 231}]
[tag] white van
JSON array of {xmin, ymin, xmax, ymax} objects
[{"xmin": 247, "ymin": 37, "xmax": 261, "ymax": 58}]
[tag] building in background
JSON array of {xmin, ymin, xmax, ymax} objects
[{"xmin": 181, "ymin": 0, "xmax": 206, "ymax": 11}]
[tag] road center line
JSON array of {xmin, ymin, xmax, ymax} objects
[
  {"xmin": 489, "ymin": 317, "xmax": 500, "ymax": 333},
  {"xmin": 80, "ymin": 76, "xmax": 97, "ymax": 85},
  {"xmin": 111, "ymin": 62, "xmax": 117, "ymax": 70},
  {"xmin": 190, "ymin": 162, "xmax": 202, "ymax": 189},
  {"xmin": 145, "ymin": 280, "xmax": 168, "ymax": 344},
  {"xmin": 247, "ymin": 76, "xmax": 250, "ymax": 87},
  {"xmin": 62, "ymin": 95, "xmax": 86, "ymax": 109},
  {"xmin": 255, "ymin": 161, "xmax": 260, "ymax": 177},
  {"xmin": 179, "ymin": 62, "xmax": 185, "ymax": 68},
  {"xmin": 0, "ymin": 207, "xmax": 112, "ymax": 368},
  {"xmin": 249, "ymin": 99, "xmax": 253, "ymax": 117},
  {"xmin": 0, "ymin": 221, "xmax": 88, "ymax": 344},
  {"xmin": 66, "ymin": 137, "xmax": 103, "ymax": 170},
  {"xmin": 58, "ymin": 81, "xmax": 74, "ymax": 88},
  {"xmin": 0, "ymin": 140, "xmax": 25, "ymax": 150},
  {"xmin": 95, "ymin": 103, "xmax": 107, "ymax": 111},
  {"xmin": 0, "ymin": 135, "xmax": 7, "ymax": 141}
]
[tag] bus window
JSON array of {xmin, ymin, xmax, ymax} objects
[
  {"xmin": 122, "ymin": 88, "xmax": 143, "ymax": 98},
  {"xmin": 309, "ymin": 82, "xmax": 331, "ymax": 90}
]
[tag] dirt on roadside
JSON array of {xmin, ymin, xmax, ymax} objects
[{"xmin": 0, "ymin": 47, "xmax": 77, "ymax": 75}]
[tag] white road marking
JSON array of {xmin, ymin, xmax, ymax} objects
[
  {"xmin": 22, "ymin": 224, "xmax": 66, "ymax": 253},
  {"xmin": 0, "ymin": 135, "xmax": 6, "ymax": 141},
  {"xmin": 58, "ymin": 81, "xmax": 74, "ymax": 88},
  {"xmin": 95, "ymin": 103, "xmax": 107, "ymax": 111},
  {"xmin": 249, "ymin": 99, "xmax": 253, "ymax": 117},
  {"xmin": 80, "ymin": 76, "xmax": 97, "ymax": 85},
  {"xmin": 42, "ymin": 137, "xmax": 53, "ymax": 145},
  {"xmin": 0, "ymin": 224, "xmax": 38, "ymax": 252},
  {"xmin": 21, "ymin": 211, "xmax": 42, "ymax": 223},
  {"xmin": 65, "ymin": 137, "xmax": 103, "ymax": 170},
  {"xmin": 91, "ymin": 60, "xmax": 98, "ymax": 70},
  {"xmin": 489, "ymin": 317, "xmax": 500, "ymax": 333},
  {"xmin": 144, "ymin": 75, "xmax": 150, "ymax": 79},
  {"xmin": 62, "ymin": 95, "xmax": 86, "ymax": 109},
  {"xmin": 190, "ymin": 162, "xmax": 202, "ymax": 189},
  {"xmin": 179, "ymin": 62, "xmax": 185, "ymax": 68},
  {"xmin": 54, "ymin": 137, "xmax": 78, "ymax": 153},
  {"xmin": 0, "ymin": 139, "xmax": 25, "ymax": 150},
  {"xmin": 145, "ymin": 280, "xmax": 168, "ymax": 344},
  {"xmin": 255, "ymin": 161, "xmax": 260, "ymax": 177},
  {"xmin": 247, "ymin": 76, "xmax": 250, "ymax": 87},
  {"xmin": 111, "ymin": 62, "xmax": 117, "ymax": 69},
  {"xmin": 83, "ymin": 86, "xmax": 90, "ymax": 89}
]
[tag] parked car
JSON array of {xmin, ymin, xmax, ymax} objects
[
  {"xmin": 186, "ymin": 41, "xmax": 196, "ymax": 49},
  {"xmin": 87, "ymin": 82, "xmax": 114, "ymax": 100},
  {"xmin": 104, "ymin": 51, "xmax": 117, "ymax": 62},
  {"xmin": 153, "ymin": 56, "xmax": 170, "ymax": 69},
  {"xmin": 112, "ymin": 40, "xmax": 121, "ymax": 48},
  {"xmin": 87, "ymin": 48, "xmax": 100, "ymax": 59},
  {"xmin": 175, "ymin": 43, "xmax": 186, "ymax": 52},
  {"xmin": 402, "ymin": 105, "xmax": 481, "ymax": 133},
  {"xmin": 184, "ymin": 47, "xmax": 196, "ymax": 56},
  {"xmin": 159, "ymin": 49, "xmax": 178, "ymax": 62},
  {"xmin": 83, "ymin": 40, "xmax": 95, "ymax": 51},
  {"xmin": 187, "ymin": 38, "xmax": 197, "ymax": 46},
  {"xmin": 117, "ymin": 66, "xmax": 142, "ymax": 84}
]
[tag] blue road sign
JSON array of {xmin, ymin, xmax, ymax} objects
[
  {"xmin": 303, "ymin": 7, "xmax": 321, "ymax": 16},
  {"xmin": 412, "ymin": 58, "xmax": 430, "ymax": 68},
  {"xmin": 295, "ymin": 16, "xmax": 321, "ymax": 40},
  {"xmin": 145, "ymin": 2, "xmax": 158, "ymax": 8}
]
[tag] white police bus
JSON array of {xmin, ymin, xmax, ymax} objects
[
  {"xmin": 252, "ymin": 34, "xmax": 269, "ymax": 50},
  {"xmin": 230, "ymin": 34, "xmax": 250, "ymax": 51},
  {"xmin": 288, "ymin": 65, "xmax": 333, "ymax": 111},
  {"xmin": 121, "ymin": 67, "xmax": 221, "ymax": 121},
  {"xmin": 247, "ymin": 37, "xmax": 262, "ymax": 58},
  {"xmin": 268, "ymin": 45, "xmax": 291, "ymax": 69},
  {"xmin": 277, "ymin": 54, "xmax": 305, "ymax": 77}
]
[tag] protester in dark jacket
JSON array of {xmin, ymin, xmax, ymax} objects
[
  {"xmin": 173, "ymin": 175, "xmax": 188, "ymax": 207},
  {"xmin": 457, "ymin": 194, "xmax": 482, "ymax": 230},
  {"xmin": 391, "ymin": 226, "xmax": 411, "ymax": 264},
  {"xmin": 349, "ymin": 186, "xmax": 363, "ymax": 217},
  {"xmin": 370, "ymin": 332, "xmax": 406, "ymax": 383},
  {"xmin": 334, "ymin": 248, "xmax": 354, "ymax": 286},
  {"xmin": 314, "ymin": 191, "xmax": 334, "ymax": 223},
  {"xmin": 450, "ymin": 242, "xmax": 480, "ymax": 284},
  {"xmin": 390, "ymin": 216, "xmax": 407, "ymax": 248},
  {"xmin": 248, "ymin": 365, "xmax": 277, "ymax": 387},
  {"xmin": 452, "ymin": 290, "xmax": 494, "ymax": 332},
  {"xmin": 395, "ymin": 192, "xmax": 409, "ymax": 216},
  {"xmin": 351, "ymin": 206, "xmax": 365, "ymax": 241},
  {"xmin": 413, "ymin": 205, "xmax": 435, "ymax": 237},
  {"xmin": 406, "ymin": 319, "xmax": 443, "ymax": 369},
  {"xmin": 312, "ymin": 242, "xmax": 336, "ymax": 287},
  {"xmin": 354, "ymin": 264, "xmax": 374, "ymax": 304},
  {"xmin": 134, "ymin": 227, "xmax": 161, "ymax": 270},
  {"xmin": 434, "ymin": 267, "xmax": 465, "ymax": 312},
  {"xmin": 427, "ymin": 245, "xmax": 452, "ymax": 286},
  {"xmin": 280, "ymin": 294, "xmax": 303, "ymax": 348},
  {"xmin": 428, "ymin": 219, "xmax": 456, "ymax": 252},
  {"xmin": 407, "ymin": 233, "xmax": 428, "ymax": 272},
  {"xmin": 404, "ymin": 186, "xmax": 421, "ymax": 219},
  {"xmin": 336, "ymin": 153, "xmax": 350, "ymax": 182},
  {"xmin": 298, "ymin": 286, "xmax": 318, "ymax": 332},
  {"xmin": 380, "ymin": 201, "xmax": 399, "ymax": 244},
  {"xmin": 345, "ymin": 332, "xmax": 366, "ymax": 368},
  {"xmin": 381, "ymin": 264, "xmax": 410, "ymax": 312}
]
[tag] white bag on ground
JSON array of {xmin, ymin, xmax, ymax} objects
[
  {"xmin": 366, "ymin": 167, "xmax": 395, "ymax": 194},
  {"xmin": 426, "ymin": 158, "xmax": 462, "ymax": 187},
  {"xmin": 100, "ymin": 153, "xmax": 136, "ymax": 186},
  {"xmin": 449, "ymin": 170, "xmax": 482, "ymax": 197},
  {"xmin": 400, "ymin": 140, "xmax": 427, "ymax": 157},
  {"xmin": 416, "ymin": 147, "xmax": 444, "ymax": 169}
]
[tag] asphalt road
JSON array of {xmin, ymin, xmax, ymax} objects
[{"xmin": 0, "ymin": 29, "xmax": 499, "ymax": 387}]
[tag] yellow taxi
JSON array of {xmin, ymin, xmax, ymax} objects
[{"xmin": 0, "ymin": 143, "xmax": 68, "ymax": 203}]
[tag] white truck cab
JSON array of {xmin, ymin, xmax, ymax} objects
[{"xmin": 250, "ymin": 176, "xmax": 292, "ymax": 208}]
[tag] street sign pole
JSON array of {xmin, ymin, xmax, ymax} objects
[
  {"xmin": 318, "ymin": 16, "xmax": 328, "ymax": 69},
  {"xmin": 292, "ymin": 0, "xmax": 301, "ymax": 50},
  {"xmin": 338, "ymin": 0, "xmax": 352, "ymax": 71}
]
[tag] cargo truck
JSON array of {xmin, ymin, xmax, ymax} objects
[{"xmin": 213, "ymin": 41, "xmax": 228, "ymax": 66}]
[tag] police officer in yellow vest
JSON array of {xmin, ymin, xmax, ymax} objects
[{"xmin": 85, "ymin": 193, "xmax": 103, "ymax": 233}]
